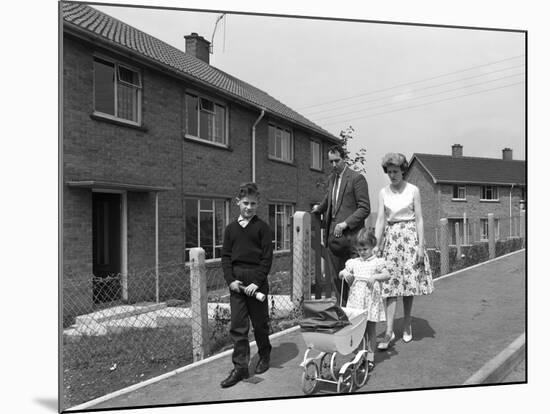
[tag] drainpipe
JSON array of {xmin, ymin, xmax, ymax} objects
[
  {"xmin": 155, "ymin": 191, "xmax": 159, "ymax": 303},
  {"xmin": 251, "ymin": 109, "xmax": 265, "ymax": 183},
  {"xmin": 509, "ymin": 184, "xmax": 514, "ymax": 238}
]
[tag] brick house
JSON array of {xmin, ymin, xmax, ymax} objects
[
  {"xmin": 405, "ymin": 144, "xmax": 526, "ymax": 248},
  {"xmin": 62, "ymin": 2, "xmax": 339, "ymax": 315}
]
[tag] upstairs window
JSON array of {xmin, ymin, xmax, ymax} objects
[
  {"xmin": 185, "ymin": 93, "xmax": 227, "ymax": 145},
  {"xmin": 452, "ymin": 185, "xmax": 466, "ymax": 200},
  {"xmin": 93, "ymin": 57, "xmax": 142, "ymax": 124},
  {"xmin": 310, "ymin": 140, "xmax": 323, "ymax": 170},
  {"xmin": 480, "ymin": 185, "xmax": 499, "ymax": 201},
  {"xmin": 268, "ymin": 125, "xmax": 293, "ymax": 162}
]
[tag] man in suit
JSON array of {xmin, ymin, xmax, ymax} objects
[{"xmin": 312, "ymin": 145, "xmax": 370, "ymax": 306}]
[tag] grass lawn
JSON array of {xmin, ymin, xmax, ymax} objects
[{"xmin": 62, "ymin": 307, "xmax": 300, "ymax": 410}]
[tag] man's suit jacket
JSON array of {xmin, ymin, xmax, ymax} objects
[{"xmin": 317, "ymin": 167, "xmax": 371, "ymax": 257}]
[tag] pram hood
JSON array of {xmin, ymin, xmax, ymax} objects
[{"xmin": 299, "ymin": 299, "xmax": 351, "ymax": 333}]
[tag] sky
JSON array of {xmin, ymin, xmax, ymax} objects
[
  {"xmin": 92, "ymin": 1, "xmax": 526, "ymax": 207},
  {"xmin": 3, "ymin": 1, "xmax": 547, "ymax": 413}
]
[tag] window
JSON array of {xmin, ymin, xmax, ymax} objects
[
  {"xmin": 268, "ymin": 125, "xmax": 293, "ymax": 162},
  {"xmin": 185, "ymin": 93, "xmax": 227, "ymax": 145},
  {"xmin": 480, "ymin": 218, "xmax": 500, "ymax": 241},
  {"xmin": 480, "ymin": 185, "xmax": 499, "ymax": 201},
  {"xmin": 452, "ymin": 185, "xmax": 466, "ymax": 200},
  {"xmin": 269, "ymin": 203, "xmax": 294, "ymax": 251},
  {"xmin": 448, "ymin": 218, "xmax": 465, "ymax": 245},
  {"xmin": 185, "ymin": 198, "xmax": 229, "ymax": 261},
  {"xmin": 310, "ymin": 140, "xmax": 323, "ymax": 170},
  {"xmin": 93, "ymin": 57, "xmax": 142, "ymax": 124}
]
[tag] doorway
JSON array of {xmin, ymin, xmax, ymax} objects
[{"xmin": 92, "ymin": 192, "xmax": 122, "ymax": 303}]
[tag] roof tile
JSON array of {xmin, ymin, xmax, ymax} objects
[
  {"xmin": 61, "ymin": 2, "xmax": 338, "ymax": 141},
  {"xmin": 411, "ymin": 153, "xmax": 525, "ymax": 185}
]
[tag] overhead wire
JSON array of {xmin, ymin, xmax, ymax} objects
[
  {"xmin": 304, "ymin": 63, "xmax": 524, "ymax": 117},
  {"xmin": 321, "ymin": 81, "xmax": 524, "ymax": 126},
  {"xmin": 313, "ymin": 71, "xmax": 525, "ymax": 122},
  {"xmin": 297, "ymin": 54, "xmax": 525, "ymax": 111}
]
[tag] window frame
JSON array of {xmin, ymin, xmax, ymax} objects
[
  {"xmin": 480, "ymin": 185, "xmax": 499, "ymax": 201},
  {"xmin": 92, "ymin": 54, "xmax": 142, "ymax": 126},
  {"xmin": 452, "ymin": 185, "xmax": 466, "ymax": 201},
  {"xmin": 310, "ymin": 139, "xmax": 323, "ymax": 171},
  {"xmin": 185, "ymin": 198, "xmax": 230, "ymax": 262},
  {"xmin": 480, "ymin": 218, "xmax": 500, "ymax": 241},
  {"xmin": 269, "ymin": 203, "xmax": 295, "ymax": 252},
  {"xmin": 268, "ymin": 124, "xmax": 294, "ymax": 163},
  {"xmin": 184, "ymin": 91, "xmax": 229, "ymax": 147}
]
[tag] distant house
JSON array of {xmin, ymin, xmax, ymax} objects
[
  {"xmin": 62, "ymin": 2, "xmax": 339, "ymax": 314},
  {"xmin": 405, "ymin": 144, "xmax": 526, "ymax": 248}
]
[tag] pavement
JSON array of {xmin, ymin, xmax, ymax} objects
[{"xmin": 68, "ymin": 249, "xmax": 526, "ymax": 411}]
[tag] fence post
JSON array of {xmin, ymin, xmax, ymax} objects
[
  {"xmin": 440, "ymin": 218, "xmax": 449, "ymax": 276},
  {"xmin": 463, "ymin": 212, "xmax": 468, "ymax": 245},
  {"xmin": 455, "ymin": 222, "xmax": 462, "ymax": 259},
  {"xmin": 292, "ymin": 212, "xmax": 311, "ymax": 305},
  {"xmin": 488, "ymin": 213, "xmax": 496, "ymax": 259},
  {"xmin": 190, "ymin": 247, "xmax": 208, "ymax": 362},
  {"xmin": 519, "ymin": 209, "xmax": 525, "ymax": 246}
]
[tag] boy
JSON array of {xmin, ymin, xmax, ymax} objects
[{"xmin": 220, "ymin": 183, "xmax": 274, "ymax": 388}]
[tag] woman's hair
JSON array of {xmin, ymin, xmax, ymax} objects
[
  {"xmin": 381, "ymin": 152, "xmax": 409, "ymax": 173},
  {"xmin": 328, "ymin": 144, "xmax": 346, "ymax": 159},
  {"xmin": 237, "ymin": 182, "xmax": 260, "ymax": 199},
  {"xmin": 354, "ymin": 227, "xmax": 377, "ymax": 249}
]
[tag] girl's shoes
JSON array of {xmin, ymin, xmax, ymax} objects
[
  {"xmin": 403, "ymin": 325, "xmax": 413, "ymax": 343},
  {"xmin": 377, "ymin": 332, "xmax": 395, "ymax": 350}
]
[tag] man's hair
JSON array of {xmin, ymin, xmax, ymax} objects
[
  {"xmin": 328, "ymin": 144, "xmax": 346, "ymax": 159},
  {"xmin": 237, "ymin": 182, "xmax": 260, "ymax": 199}
]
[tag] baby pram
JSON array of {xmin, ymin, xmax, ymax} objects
[{"xmin": 298, "ymin": 297, "xmax": 369, "ymax": 394}]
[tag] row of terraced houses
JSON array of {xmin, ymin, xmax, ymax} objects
[{"xmin": 62, "ymin": 2, "xmax": 340, "ymax": 315}]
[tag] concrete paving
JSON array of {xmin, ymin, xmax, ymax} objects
[{"xmin": 72, "ymin": 250, "xmax": 525, "ymax": 410}]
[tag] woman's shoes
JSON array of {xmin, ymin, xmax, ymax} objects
[
  {"xmin": 377, "ymin": 332, "xmax": 395, "ymax": 350},
  {"xmin": 402, "ymin": 325, "xmax": 413, "ymax": 343}
]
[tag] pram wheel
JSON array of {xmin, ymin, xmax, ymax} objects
[
  {"xmin": 320, "ymin": 352, "xmax": 338, "ymax": 380},
  {"xmin": 301, "ymin": 361, "xmax": 319, "ymax": 395},
  {"xmin": 353, "ymin": 353, "xmax": 369, "ymax": 388},
  {"xmin": 337, "ymin": 365, "xmax": 354, "ymax": 393}
]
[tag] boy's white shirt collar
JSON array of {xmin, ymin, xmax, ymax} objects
[{"xmin": 238, "ymin": 214, "xmax": 255, "ymax": 227}]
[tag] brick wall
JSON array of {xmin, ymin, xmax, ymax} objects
[
  {"xmin": 406, "ymin": 159, "xmax": 525, "ymax": 248},
  {"xmin": 405, "ymin": 161, "xmax": 438, "ymax": 247},
  {"xmin": 63, "ymin": 33, "xmax": 334, "ymax": 315}
]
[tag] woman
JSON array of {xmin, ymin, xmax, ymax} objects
[{"xmin": 374, "ymin": 153, "xmax": 434, "ymax": 350}]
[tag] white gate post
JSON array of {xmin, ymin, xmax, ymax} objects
[
  {"xmin": 292, "ymin": 212, "xmax": 311, "ymax": 305},
  {"xmin": 440, "ymin": 218, "xmax": 449, "ymax": 275},
  {"xmin": 190, "ymin": 247, "xmax": 208, "ymax": 362}
]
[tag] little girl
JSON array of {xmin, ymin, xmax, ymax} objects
[{"xmin": 339, "ymin": 228, "xmax": 390, "ymax": 371}]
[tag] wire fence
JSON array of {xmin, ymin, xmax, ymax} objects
[{"xmin": 61, "ymin": 213, "xmax": 319, "ymax": 409}]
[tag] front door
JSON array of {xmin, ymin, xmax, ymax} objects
[{"xmin": 92, "ymin": 192, "xmax": 122, "ymax": 303}]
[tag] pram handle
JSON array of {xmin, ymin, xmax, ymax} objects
[{"xmin": 238, "ymin": 285, "xmax": 266, "ymax": 302}]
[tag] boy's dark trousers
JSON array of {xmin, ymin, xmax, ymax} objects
[{"xmin": 229, "ymin": 266, "xmax": 271, "ymax": 371}]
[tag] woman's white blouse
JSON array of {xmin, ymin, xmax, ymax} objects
[{"xmin": 381, "ymin": 182, "xmax": 417, "ymax": 223}]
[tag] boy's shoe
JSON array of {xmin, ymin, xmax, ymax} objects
[
  {"xmin": 377, "ymin": 332, "xmax": 395, "ymax": 351},
  {"xmin": 220, "ymin": 368, "xmax": 249, "ymax": 388},
  {"xmin": 255, "ymin": 357, "xmax": 270, "ymax": 374}
]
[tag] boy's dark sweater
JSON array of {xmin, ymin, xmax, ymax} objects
[{"xmin": 221, "ymin": 215, "xmax": 273, "ymax": 288}]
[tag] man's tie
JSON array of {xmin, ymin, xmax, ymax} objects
[{"xmin": 332, "ymin": 174, "xmax": 340, "ymax": 212}]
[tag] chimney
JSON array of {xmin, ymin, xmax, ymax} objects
[
  {"xmin": 184, "ymin": 32, "xmax": 211, "ymax": 64},
  {"xmin": 452, "ymin": 144, "xmax": 463, "ymax": 157},
  {"xmin": 502, "ymin": 147, "xmax": 513, "ymax": 161}
]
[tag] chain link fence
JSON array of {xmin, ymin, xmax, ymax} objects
[{"xmin": 62, "ymin": 212, "xmax": 319, "ymax": 409}]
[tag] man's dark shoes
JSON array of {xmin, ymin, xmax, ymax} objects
[
  {"xmin": 220, "ymin": 368, "xmax": 249, "ymax": 388},
  {"xmin": 255, "ymin": 357, "xmax": 270, "ymax": 375}
]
